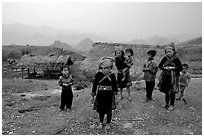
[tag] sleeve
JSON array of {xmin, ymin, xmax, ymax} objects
[
  {"xmin": 187, "ymin": 73, "xmax": 191, "ymax": 79},
  {"xmin": 158, "ymin": 57, "xmax": 166, "ymax": 70},
  {"xmin": 150, "ymin": 62, "xmax": 158, "ymax": 74},
  {"xmin": 91, "ymin": 72, "xmax": 100, "ymax": 97},
  {"xmin": 69, "ymin": 75, "xmax": 74, "ymax": 85},
  {"xmin": 175, "ymin": 58, "xmax": 183, "ymax": 73},
  {"xmin": 58, "ymin": 76, "xmax": 63, "ymax": 86},
  {"xmin": 187, "ymin": 73, "xmax": 191, "ymax": 86},
  {"xmin": 111, "ymin": 73, "xmax": 118, "ymax": 94}
]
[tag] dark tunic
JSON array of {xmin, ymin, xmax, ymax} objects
[
  {"xmin": 115, "ymin": 56, "xmax": 129, "ymax": 88},
  {"xmin": 158, "ymin": 56, "xmax": 183, "ymax": 94},
  {"xmin": 92, "ymin": 71, "xmax": 118, "ymax": 114}
]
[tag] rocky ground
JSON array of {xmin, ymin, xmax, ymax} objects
[{"xmin": 2, "ymin": 77, "xmax": 202, "ymax": 135}]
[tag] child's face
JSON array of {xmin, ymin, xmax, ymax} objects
[
  {"xmin": 182, "ymin": 67, "xmax": 188, "ymax": 73},
  {"xmin": 62, "ymin": 67, "xmax": 69, "ymax": 76},
  {"xmin": 116, "ymin": 51, "xmax": 122, "ymax": 57},
  {"xmin": 147, "ymin": 54, "xmax": 153, "ymax": 60},
  {"xmin": 125, "ymin": 51, "xmax": 131, "ymax": 57},
  {"xmin": 166, "ymin": 49, "xmax": 174, "ymax": 58},
  {"xmin": 101, "ymin": 67, "xmax": 111, "ymax": 75}
]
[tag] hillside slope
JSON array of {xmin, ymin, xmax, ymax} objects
[
  {"xmin": 49, "ymin": 40, "xmax": 79, "ymax": 53},
  {"xmin": 76, "ymin": 38, "xmax": 93, "ymax": 52},
  {"xmin": 2, "ymin": 45, "xmax": 85, "ymax": 62},
  {"xmin": 80, "ymin": 43, "xmax": 165, "ymax": 80}
]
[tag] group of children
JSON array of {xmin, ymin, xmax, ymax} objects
[{"xmin": 57, "ymin": 44, "xmax": 191, "ymax": 129}]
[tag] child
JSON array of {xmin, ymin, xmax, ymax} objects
[
  {"xmin": 158, "ymin": 44, "xmax": 183, "ymax": 111},
  {"xmin": 114, "ymin": 47, "xmax": 131, "ymax": 101},
  {"xmin": 91, "ymin": 57, "xmax": 118, "ymax": 130},
  {"xmin": 58, "ymin": 66, "xmax": 74, "ymax": 111},
  {"xmin": 124, "ymin": 48, "xmax": 134, "ymax": 99},
  {"xmin": 143, "ymin": 49, "xmax": 158, "ymax": 102},
  {"xmin": 176, "ymin": 63, "xmax": 191, "ymax": 102}
]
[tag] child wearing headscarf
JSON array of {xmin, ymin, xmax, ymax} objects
[
  {"xmin": 158, "ymin": 43, "xmax": 183, "ymax": 111},
  {"xmin": 91, "ymin": 57, "xmax": 118, "ymax": 130}
]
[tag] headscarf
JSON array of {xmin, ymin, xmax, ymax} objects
[
  {"xmin": 97, "ymin": 57, "xmax": 115, "ymax": 68},
  {"xmin": 165, "ymin": 42, "xmax": 176, "ymax": 51}
]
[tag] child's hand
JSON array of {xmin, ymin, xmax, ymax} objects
[
  {"xmin": 62, "ymin": 83, "xmax": 67, "ymax": 86},
  {"xmin": 164, "ymin": 66, "xmax": 175, "ymax": 70},
  {"xmin": 62, "ymin": 83, "xmax": 71, "ymax": 86},
  {"xmin": 169, "ymin": 66, "xmax": 175, "ymax": 70}
]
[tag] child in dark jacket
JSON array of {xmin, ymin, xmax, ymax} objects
[
  {"xmin": 91, "ymin": 57, "xmax": 118, "ymax": 130},
  {"xmin": 58, "ymin": 66, "xmax": 74, "ymax": 111},
  {"xmin": 158, "ymin": 44, "xmax": 183, "ymax": 111},
  {"xmin": 143, "ymin": 49, "xmax": 158, "ymax": 102},
  {"xmin": 115, "ymin": 47, "xmax": 132, "ymax": 101}
]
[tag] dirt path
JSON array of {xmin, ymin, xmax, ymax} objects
[{"xmin": 2, "ymin": 78, "xmax": 202, "ymax": 135}]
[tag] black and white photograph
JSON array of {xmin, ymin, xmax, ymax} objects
[{"xmin": 1, "ymin": 1, "xmax": 202, "ymax": 135}]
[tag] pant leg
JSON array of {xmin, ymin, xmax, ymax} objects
[
  {"xmin": 149, "ymin": 82, "xmax": 155, "ymax": 99},
  {"xmin": 60, "ymin": 91, "xmax": 66, "ymax": 109},
  {"xmin": 170, "ymin": 92, "xmax": 175, "ymax": 106},
  {"xmin": 146, "ymin": 81, "xmax": 155, "ymax": 99},
  {"xmin": 66, "ymin": 91, "xmax": 73, "ymax": 109},
  {"xmin": 145, "ymin": 81, "xmax": 151, "ymax": 98},
  {"xmin": 99, "ymin": 113, "xmax": 105, "ymax": 123},
  {"xmin": 180, "ymin": 85, "xmax": 186, "ymax": 98},
  {"xmin": 106, "ymin": 112, "xmax": 112, "ymax": 124},
  {"xmin": 165, "ymin": 92, "xmax": 170, "ymax": 105}
]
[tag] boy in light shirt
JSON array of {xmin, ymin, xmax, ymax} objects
[{"xmin": 176, "ymin": 63, "xmax": 191, "ymax": 102}]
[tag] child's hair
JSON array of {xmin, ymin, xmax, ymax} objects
[
  {"xmin": 182, "ymin": 63, "xmax": 189, "ymax": 69},
  {"xmin": 125, "ymin": 48, "xmax": 134, "ymax": 56},
  {"xmin": 147, "ymin": 50, "xmax": 157, "ymax": 57},
  {"xmin": 62, "ymin": 65, "xmax": 70, "ymax": 71},
  {"xmin": 115, "ymin": 50, "xmax": 124, "ymax": 57}
]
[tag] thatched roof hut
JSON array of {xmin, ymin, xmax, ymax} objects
[{"xmin": 17, "ymin": 54, "xmax": 73, "ymax": 69}]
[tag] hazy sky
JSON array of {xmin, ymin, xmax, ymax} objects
[{"xmin": 2, "ymin": 2, "xmax": 202, "ymax": 37}]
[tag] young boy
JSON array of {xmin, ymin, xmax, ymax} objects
[
  {"xmin": 158, "ymin": 44, "xmax": 183, "ymax": 111},
  {"xmin": 143, "ymin": 49, "xmax": 158, "ymax": 102},
  {"xmin": 176, "ymin": 63, "xmax": 191, "ymax": 102},
  {"xmin": 91, "ymin": 57, "xmax": 118, "ymax": 130},
  {"xmin": 58, "ymin": 66, "xmax": 74, "ymax": 111}
]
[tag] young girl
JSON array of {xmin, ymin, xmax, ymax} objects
[
  {"xmin": 143, "ymin": 49, "xmax": 158, "ymax": 102},
  {"xmin": 124, "ymin": 48, "xmax": 134, "ymax": 99},
  {"xmin": 58, "ymin": 66, "xmax": 74, "ymax": 111},
  {"xmin": 158, "ymin": 44, "xmax": 183, "ymax": 111},
  {"xmin": 115, "ymin": 47, "xmax": 131, "ymax": 101},
  {"xmin": 91, "ymin": 57, "xmax": 118, "ymax": 130}
]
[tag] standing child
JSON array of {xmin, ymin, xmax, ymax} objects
[
  {"xmin": 115, "ymin": 47, "xmax": 131, "ymax": 101},
  {"xmin": 158, "ymin": 43, "xmax": 183, "ymax": 111},
  {"xmin": 124, "ymin": 48, "xmax": 134, "ymax": 99},
  {"xmin": 58, "ymin": 66, "xmax": 74, "ymax": 111},
  {"xmin": 91, "ymin": 57, "xmax": 118, "ymax": 130},
  {"xmin": 176, "ymin": 63, "xmax": 191, "ymax": 102},
  {"xmin": 143, "ymin": 50, "xmax": 158, "ymax": 102}
]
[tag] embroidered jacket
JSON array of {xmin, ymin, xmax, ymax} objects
[{"xmin": 143, "ymin": 59, "xmax": 158, "ymax": 82}]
